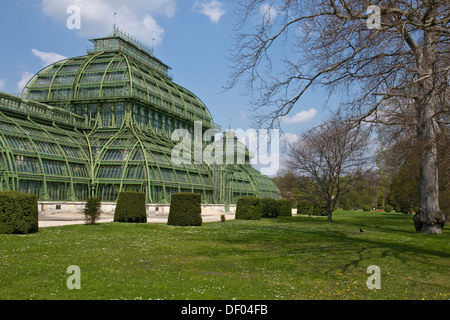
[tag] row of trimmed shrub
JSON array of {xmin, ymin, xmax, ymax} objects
[
  {"xmin": 113, "ymin": 191, "xmax": 204, "ymax": 226},
  {"xmin": 0, "ymin": 190, "xmax": 149, "ymax": 234},
  {"xmin": 114, "ymin": 192, "xmax": 290, "ymax": 226},
  {"xmin": 0, "ymin": 190, "xmax": 288, "ymax": 234},
  {"xmin": 0, "ymin": 190, "xmax": 202, "ymax": 233},
  {"xmin": 235, "ymin": 196, "xmax": 292, "ymax": 220},
  {"xmin": 114, "ymin": 193, "xmax": 292, "ymax": 225},
  {"xmin": 113, "ymin": 191, "xmax": 203, "ymax": 226}
]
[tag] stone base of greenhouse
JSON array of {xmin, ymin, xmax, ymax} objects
[{"xmin": 38, "ymin": 201, "xmax": 236, "ymax": 216}]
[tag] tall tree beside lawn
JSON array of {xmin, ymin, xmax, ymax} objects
[{"xmin": 228, "ymin": 0, "xmax": 449, "ymax": 233}]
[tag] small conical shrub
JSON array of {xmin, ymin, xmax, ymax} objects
[{"xmin": 83, "ymin": 196, "xmax": 102, "ymax": 225}]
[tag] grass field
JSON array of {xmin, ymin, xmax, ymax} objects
[{"xmin": 0, "ymin": 210, "xmax": 448, "ymax": 300}]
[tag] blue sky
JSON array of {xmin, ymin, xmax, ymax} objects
[{"xmin": 0, "ymin": 0, "xmax": 334, "ymax": 172}]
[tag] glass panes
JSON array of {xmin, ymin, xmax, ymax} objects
[
  {"xmin": 74, "ymin": 183, "xmax": 89, "ymax": 201},
  {"xmin": 94, "ymin": 38, "xmax": 119, "ymax": 52},
  {"xmin": 70, "ymin": 164, "xmax": 89, "ymax": 178},
  {"xmin": 47, "ymin": 182, "xmax": 69, "ymax": 200},
  {"xmin": 35, "ymin": 77, "xmax": 53, "ymax": 86},
  {"xmin": 6, "ymin": 136, "xmax": 35, "ymax": 152},
  {"xmin": 85, "ymin": 63, "xmax": 108, "ymax": 72},
  {"xmin": 78, "ymin": 87, "xmax": 100, "ymax": 98},
  {"xmin": 58, "ymin": 64, "xmax": 81, "ymax": 73},
  {"xmin": 103, "ymin": 149, "xmax": 129, "ymax": 161},
  {"xmin": 160, "ymin": 168, "xmax": 174, "ymax": 181},
  {"xmin": 151, "ymin": 153, "xmax": 171, "ymax": 166},
  {"xmin": 14, "ymin": 156, "xmax": 41, "ymax": 173},
  {"xmin": 42, "ymin": 160, "xmax": 68, "ymax": 176},
  {"xmin": 131, "ymin": 149, "xmax": 143, "ymax": 161},
  {"xmin": 97, "ymin": 165, "xmax": 124, "ymax": 179},
  {"xmin": 17, "ymin": 179, "xmax": 43, "ymax": 197},
  {"xmin": 109, "ymin": 60, "xmax": 127, "ymax": 70},
  {"xmin": 124, "ymin": 165, "xmax": 145, "ymax": 180},
  {"xmin": 80, "ymin": 73, "xmax": 103, "ymax": 83},
  {"xmin": 175, "ymin": 170, "xmax": 189, "ymax": 183},
  {"xmin": 53, "ymin": 75, "xmax": 75, "ymax": 85},
  {"xmin": 104, "ymin": 71, "xmax": 128, "ymax": 82},
  {"xmin": 97, "ymin": 184, "xmax": 119, "ymax": 202},
  {"xmin": 27, "ymin": 91, "xmax": 48, "ymax": 101},
  {"xmin": 34, "ymin": 142, "xmax": 60, "ymax": 156}
]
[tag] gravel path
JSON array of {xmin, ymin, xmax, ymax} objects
[{"xmin": 38, "ymin": 208, "xmax": 235, "ymax": 228}]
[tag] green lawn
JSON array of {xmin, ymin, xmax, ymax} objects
[{"xmin": 0, "ymin": 210, "xmax": 448, "ymax": 300}]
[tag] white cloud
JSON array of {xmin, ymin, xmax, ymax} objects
[
  {"xmin": 17, "ymin": 72, "xmax": 34, "ymax": 94},
  {"xmin": 259, "ymin": 3, "xmax": 280, "ymax": 23},
  {"xmin": 281, "ymin": 108, "xmax": 317, "ymax": 124},
  {"xmin": 32, "ymin": 49, "xmax": 68, "ymax": 67},
  {"xmin": 0, "ymin": 79, "xmax": 6, "ymax": 91},
  {"xmin": 41, "ymin": 0, "xmax": 176, "ymax": 46},
  {"xmin": 194, "ymin": 0, "xmax": 226, "ymax": 24},
  {"xmin": 281, "ymin": 132, "xmax": 300, "ymax": 146}
]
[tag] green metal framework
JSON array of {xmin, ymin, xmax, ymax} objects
[{"xmin": 0, "ymin": 28, "xmax": 280, "ymax": 204}]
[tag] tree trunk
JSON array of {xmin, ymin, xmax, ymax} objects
[
  {"xmin": 327, "ymin": 212, "xmax": 333, "ymax": 222},
  {"xmin": 414, "ymin": 30, "xmax": 445, "ymax": 234},
  {"xmin": 326, "ymin": 203, "xmax": 333, "ymax": 222},
  {"xmin": 415, "ymin": 101, "xmax": 445, "ymax": 234}
]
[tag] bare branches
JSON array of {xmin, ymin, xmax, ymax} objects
[
  {"xmin": 227, "ymin": 0, "xmax": 449, "ymax": 129},
  {"xmin": 228, "ymin": 0, "xmax": 449, "ymax": 232},
  {"xmin": 286, "ymin": 118, "xmax": 372, "ymax": 221}
]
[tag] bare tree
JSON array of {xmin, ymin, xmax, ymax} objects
[
  {"xmin": 228, "ymin": 0, "xmax": 449, "ymax": 233},
  {"xmin": 286, "ymin": 119, "xmax": 371, "ymax": 222}
]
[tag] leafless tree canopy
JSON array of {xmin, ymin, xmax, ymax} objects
[
  {"xmin": 286, "ymin": 119, "xmax": 371, "ymax": 222},
  {"xmin": 228, "ymin": 0, "xmax": 448, "ymax": 126}
]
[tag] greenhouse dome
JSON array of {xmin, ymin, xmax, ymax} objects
[{"xmin": 0, "ymin": 28, "xmax": 281, "ymax": 204}]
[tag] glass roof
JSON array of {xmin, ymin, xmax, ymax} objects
[{"xmin": 22, "ymin": 35, "xmax": 214, "ymax": 127}]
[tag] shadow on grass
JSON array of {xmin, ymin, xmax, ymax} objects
[{"xmin": 218, "ymin": 216, "xmax": 450, "ymax": 268}]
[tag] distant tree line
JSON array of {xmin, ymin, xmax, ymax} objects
[{"xmin": 273, "ymin": 124, "xmax": 449, "ymax": 220}]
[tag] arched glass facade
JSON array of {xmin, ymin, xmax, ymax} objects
[{"xmin": 0, "ymin": 29, "xmax": 280, "ymax": 204}]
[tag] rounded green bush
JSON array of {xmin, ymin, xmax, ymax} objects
[
  {"xmin": 384, "ymin": 204, "xmax": 393, "ymax": 212},
  {"xmin": 343, "ymin": 198, "xmax": 352, "ymax": 211},
  {"xmin": 0, "ymin": 191, "xmax": 38, "ymax": 234},
  {"xmin": 114, "ymin": 191, "xmax": 147, "ymax": 223},
  {"xmin": 362, "ymin": 204, "xmax": 371, "ymax": 212},
  {"xmin": 167, "ymin": 192, "xmax": 202, "ymax": 226},
  {"xmin": 297, "ymin": 200, "xmax": 312, "ymax": 215},
  {"xmin": 261, "ymin": 197, "xmax": 279, "ymax": 218},
  {"xmin": 277, "ymin": 198, "xmax": 292, "ymax": 216},
  {"xmin": 235, "ymin": 196, "xmax": 262, "ymax": 220}
]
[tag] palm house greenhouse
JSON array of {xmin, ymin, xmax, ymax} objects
[{"xmin": 0, "ymin": 29, "xmax": 280, "ymax": 207}]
